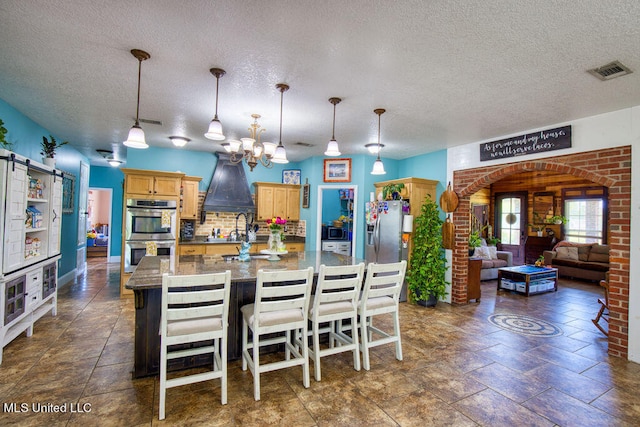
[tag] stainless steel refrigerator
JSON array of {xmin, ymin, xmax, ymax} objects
[{"xmin": 365, "ymin": 200, "xmax": 409, "ymax": 301}]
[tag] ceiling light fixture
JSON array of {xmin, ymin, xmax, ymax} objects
[
  {"xmin": 97, "ymin": 149, "xmax": 123, "ymax": 167},
  {"xmin": 169, "ymin": 136, "xmax": 190, "ymax": 147},
  {"xmin": 123, "ymin": 49, "xmax": 150, "ymax": 149},
  {"xmin": 365, "ymin": 142, "xmax": 385, "ymax": 154},
  {"xmin": 324, "ymin": 97, "xmax": 342, "ymax": 156},
  {"xmin": 272, "ymin": 83, "xmax": 289, "ymax": 164},
  {"xmin": 223, "ymin": 114, "xmax": 277, "ymax": 171},
  {"xmin": 204, "ymin": 68, "xmax": 226, "ymax": 141},
  {"xmin": 371, "ymin": 108, "xmax": 386, "ymax": 175}
]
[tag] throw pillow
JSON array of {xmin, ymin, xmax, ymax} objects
[
  {"xmin": 473, "ymin": 246, "xmax": 492, "ymax": 260},
  {"xmin": 588, "ymin": 244, "xmax": 609, "ymax": 263},
  {"xmin": 556, "ymin": 246, "xmax": 579, "ymax": 261},
  {"xmin": 486, "ymin": 245, "xmax": 498, "ymax": 260}
]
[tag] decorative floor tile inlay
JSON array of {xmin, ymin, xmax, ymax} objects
[{"xmin": 488, "ymin": 314, "xmax": 563, "ymax": 337}]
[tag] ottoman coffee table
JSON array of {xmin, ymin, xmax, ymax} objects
[{"xmin": 497, "ymin": 265, "xmax": 558, "ymax": 296}]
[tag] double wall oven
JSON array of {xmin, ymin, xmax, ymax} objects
[{"xmin": 124, "ymin": 199, "xmax": 177, "ymax": 273}]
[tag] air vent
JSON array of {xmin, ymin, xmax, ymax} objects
[
  {"xmin": 294, "ymin": 141, "xmax": 314, "ymax": 147},
  {"xmin": 139, "ymin": 118, "xmax": 163, "ymax": 126},
  {"xmin": 588, "ymin": 60, "xmax": 633, "ymax": 81}
]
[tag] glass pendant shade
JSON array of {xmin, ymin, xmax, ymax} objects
[
  {"xmin": 204, "ymin": 68, "xmax": 226, "ymax": 141},
  {"xmin": 324, "ymin": 97, "xmax": 342, "ymax": 156},
  {"xmin": 272, "ymin": 144, "xmax": 289, "ymax": 164},
  {"xmin": 123, "ymin": 49, "xmax": 150, "ymax": 149},
  {"xmin": 370, "ymin": 108, "xmax": 386, "ymax": 175},
  {"xmin": 263, "ymin": 142, "xmax": 277, "ymax": 157},
  {"xmin": 123, "ymin": 124, "xmax": 148, "ymax": 149},
  {"xmin": 241, "ymin": 137, "xmax": 255, "ymax": 152},
  {"xmin": 371, "ymin": 158, "xmax": 386, "ymax": 175},
  {"xmin": 324, "ymin": 139, "xmax": 341, "ymax": 156},
  {"xmin": 205, "ymin": 117, "xmax": 225, "ymax": 140}
]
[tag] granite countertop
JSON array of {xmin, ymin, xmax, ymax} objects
[
  {"xmin": 125, "ymin": 251, "xmax": 364, "ymax": 290},
  {"xmin": 179, "ymin": 235, "xmax": 306, "ymax": 245}
]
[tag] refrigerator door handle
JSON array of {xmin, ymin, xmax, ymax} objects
[{"xmin": 373, "ymin": 216, "xmax": 380, "ymax": 257}]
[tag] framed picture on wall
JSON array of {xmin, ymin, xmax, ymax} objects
[
  {"xmin": 323, "ymin": 158, "xmax": 351, "ymax": 182},
  {"xmin": 302, "ymin": 183, "xmax": 310, "ymax": 208},
  {"xmin": 282, "ymin": 169, "xmax": 301, "ymax": 184},
  {"xmin": 62, "ymin": 172, "xmax": 75, "ymax": 214}
]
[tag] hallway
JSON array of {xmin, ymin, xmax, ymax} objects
[{"xmin": 0, "ymin": 258, "xmax": 638, "ymax": 426}]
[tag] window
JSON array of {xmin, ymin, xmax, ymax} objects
[
  {"xmin": 499, "ymin": 197, "xmax": 521, "ymax": 245},
  {"xmin": 562, "ymin": 187, "xmax": 607, "ymax": 244}
]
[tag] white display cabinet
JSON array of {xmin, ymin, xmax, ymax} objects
[{"xmin": 0, "ymin": 150, "xmax": 63, "ymax": 365}]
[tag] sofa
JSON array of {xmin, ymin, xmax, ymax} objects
[
  {"xmin": 472, "ymin": 245, "xmax": 513, "ymax": 281},
  {"xmin": 543, "ymin": 242, "xmax": 609, "ymax": 282}
]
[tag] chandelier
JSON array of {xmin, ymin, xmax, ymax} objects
[{"xmin": 222, "ymin": 114, "xmax": 277, "ymax": 171}]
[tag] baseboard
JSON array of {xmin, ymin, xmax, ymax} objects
[{"xmin": 58, "ymin": 269, "xmax": 76, "ymax": 288}]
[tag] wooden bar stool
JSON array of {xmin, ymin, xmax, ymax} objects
[
  {"xmin": 358, "ymin": 260, "xmax": 407, "ymax": 370},
  {"xmin": 308, "ymin": 262, "xmax": 365, "ymax": 381},
  {"xmin": 241, "ymin": 267, "xmax": 314, "ymax": 401},
  {"xmin": 159, "ymin": 271, "xmax": 232, "ymax": 420}
]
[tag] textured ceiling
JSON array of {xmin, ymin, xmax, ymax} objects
[{"xmin": 0, "ymin": 0, "xmax": 639, "ymax": 167}]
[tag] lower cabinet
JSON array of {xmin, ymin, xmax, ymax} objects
[
  {"xmin": 0, "ymin": 257, "xmax": 59, "ymax": 365},
  {"xmin": 322, "ymin": 240, "xmax": 351, "ymax": 255}
]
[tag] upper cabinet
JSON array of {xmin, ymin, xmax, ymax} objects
[
  {"xmin": 121, "ymin": 168, "xmax": 184, "ymax": 198},
  {"xmin": 374, "ymin": 177, "xmax": 438, "ymax": 218},
  {"xmin": 1, "ymin": 150, "xmax": 63, "ymax": 274},
  {"xmin": 180, "ymin": 176, "xmax": 202, "ymax": 220},
  {"xmin": 253, "ymin": 182, "xmax": 300, "ymax": 221}
]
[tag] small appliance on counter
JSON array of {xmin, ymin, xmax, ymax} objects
[{"xmin": 181, "ymin": 220, "xmax": 195, "ymax": 240}]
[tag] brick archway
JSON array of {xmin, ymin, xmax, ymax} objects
[{"xmin": 451, "ymin": 147, "xmax": 631, "ymax": 358}]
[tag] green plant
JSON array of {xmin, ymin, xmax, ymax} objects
[
  {"xmin": 0, "ymin": 118, "xmax": 13, "ymax": 150},
  {"xmin": 407, "ymin": 195, "xmax": 449, "ymax": 303},
  {"xmin": 547, "ymin": 215, "xmax": 568, "ymax": 224},
  {"xmin": 382, "ymin": 182, "xmax": 405, "ymax": 200},
  {"xmin": 468, "ymin": 230, "xmax": 483, "ymax": 248},
  {"xmin": 40, "ymin": 135, "xmax": 68, "ymax": 158},
  {"xmin": 486, "ymin": 235, "xmax": 500, "ymax": 246},
  {"xmin": 528, "ymin": 223, "xmax": 543, "ymax": 232}
]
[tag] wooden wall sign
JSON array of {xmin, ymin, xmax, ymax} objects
[{"xmin": 480, "ymin": 125, "xmax": 571, "ymax": 161}]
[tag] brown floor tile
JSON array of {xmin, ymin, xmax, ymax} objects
[{"xmin": 2, "ymin": 259, "xmax": 639, "ymax": 426}]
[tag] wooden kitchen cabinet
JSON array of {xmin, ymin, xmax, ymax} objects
[
  {"xmin": 253, "ymin": 182, "xmax": 300, "ymax": 221},
  {"xmin": 122, "ymin": 168, "xmax": 184, "ymax": 198},
  {"xmin": 180, "ymin": 176, "xmax": 202, "ymax": 220},
  {"xmin": 179, "ymin": 245, "xmax": 206, "ymax": 256}
]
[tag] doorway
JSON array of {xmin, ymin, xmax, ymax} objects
[
  {"xmin": 495, "ymin": 192, "xmax": 527, "ymax": 265},
  {"xmin": 87, "ymin": 187, "xmax": 113, "ymax": 261},
  {"xmin": 315, "ymin": 185, "xmax": 358, "ymax": 257}
]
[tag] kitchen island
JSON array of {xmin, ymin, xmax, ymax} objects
[{"xmin": 126, "ymin": 251, "xmax": 365, "ymax": 378}]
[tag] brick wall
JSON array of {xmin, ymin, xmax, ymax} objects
[{"xmin": 452, "ymin": 146, "xmax": 631, "ymax": 358}]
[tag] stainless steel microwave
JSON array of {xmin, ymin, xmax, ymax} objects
[{"xmin": 327, "ymin": 226, "xmax": 346, "ymax": 240}]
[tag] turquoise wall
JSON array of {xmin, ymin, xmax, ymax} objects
[
  {"xmin": 88, "ymin": 166, "xmax": 124, "ymax": 257},
  {"xmin": 0, "ymin": 99, "xmax": 88, "ymax": 277}
]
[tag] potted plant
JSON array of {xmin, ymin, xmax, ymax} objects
[
  {"xmin": 486, "ymin": 235, "xmax": 500, "ymax": 246},
  {"xmin": 382, "ymin": 182, "xmax": 405, "ymax": 200},
  {"xmin": 0, "ymin": 118, "xmax": 14, "ymax": 151},
  {"xmin": 40, "ymin": 135, "xmax": 68, "ymax": 167},
  {"xmin": 547, "ymin": 215, "xmax": 568, "ymax": 225},
  {"xmin": 468, "ymin": 229, "xmax": 483, "ymax": 255},
  {"xmin": 529, "ymin": 223, "xmax": 544, "ymax": 236},
  {"xmin": 407, "ymin": 195, "xmax": 449, "ymax": 307}
]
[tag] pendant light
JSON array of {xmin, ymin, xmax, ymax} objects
[
  {"xmin": 123, "ymin": 49, "xmax": 150, "ymax": 149},
  {"xmin": 324, "ymin": 97, "xmax": 342, "ymax": 156},
  {"xmin": 272, "ymin": 83, "xmax": 289, "ymax": 164},
  {"xmin": 371, "ymin": 108, "xmax": 386, "ymax": 175},
  {"xmin": 204, "ymin": 68, "xmax": 226, "ymax": 141}
]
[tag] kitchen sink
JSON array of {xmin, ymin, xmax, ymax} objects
[
  {"xmin": 206, "ymin": 238, "xmax": 229, "ymax": 243},
  {"xmin": 222, "ymin": 254, "xmax": 272, "ymax": 261}
]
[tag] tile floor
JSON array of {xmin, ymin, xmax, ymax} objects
[{"xmin": 1, "ymin": 258, "xmax": 639, "ymax": 426}]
